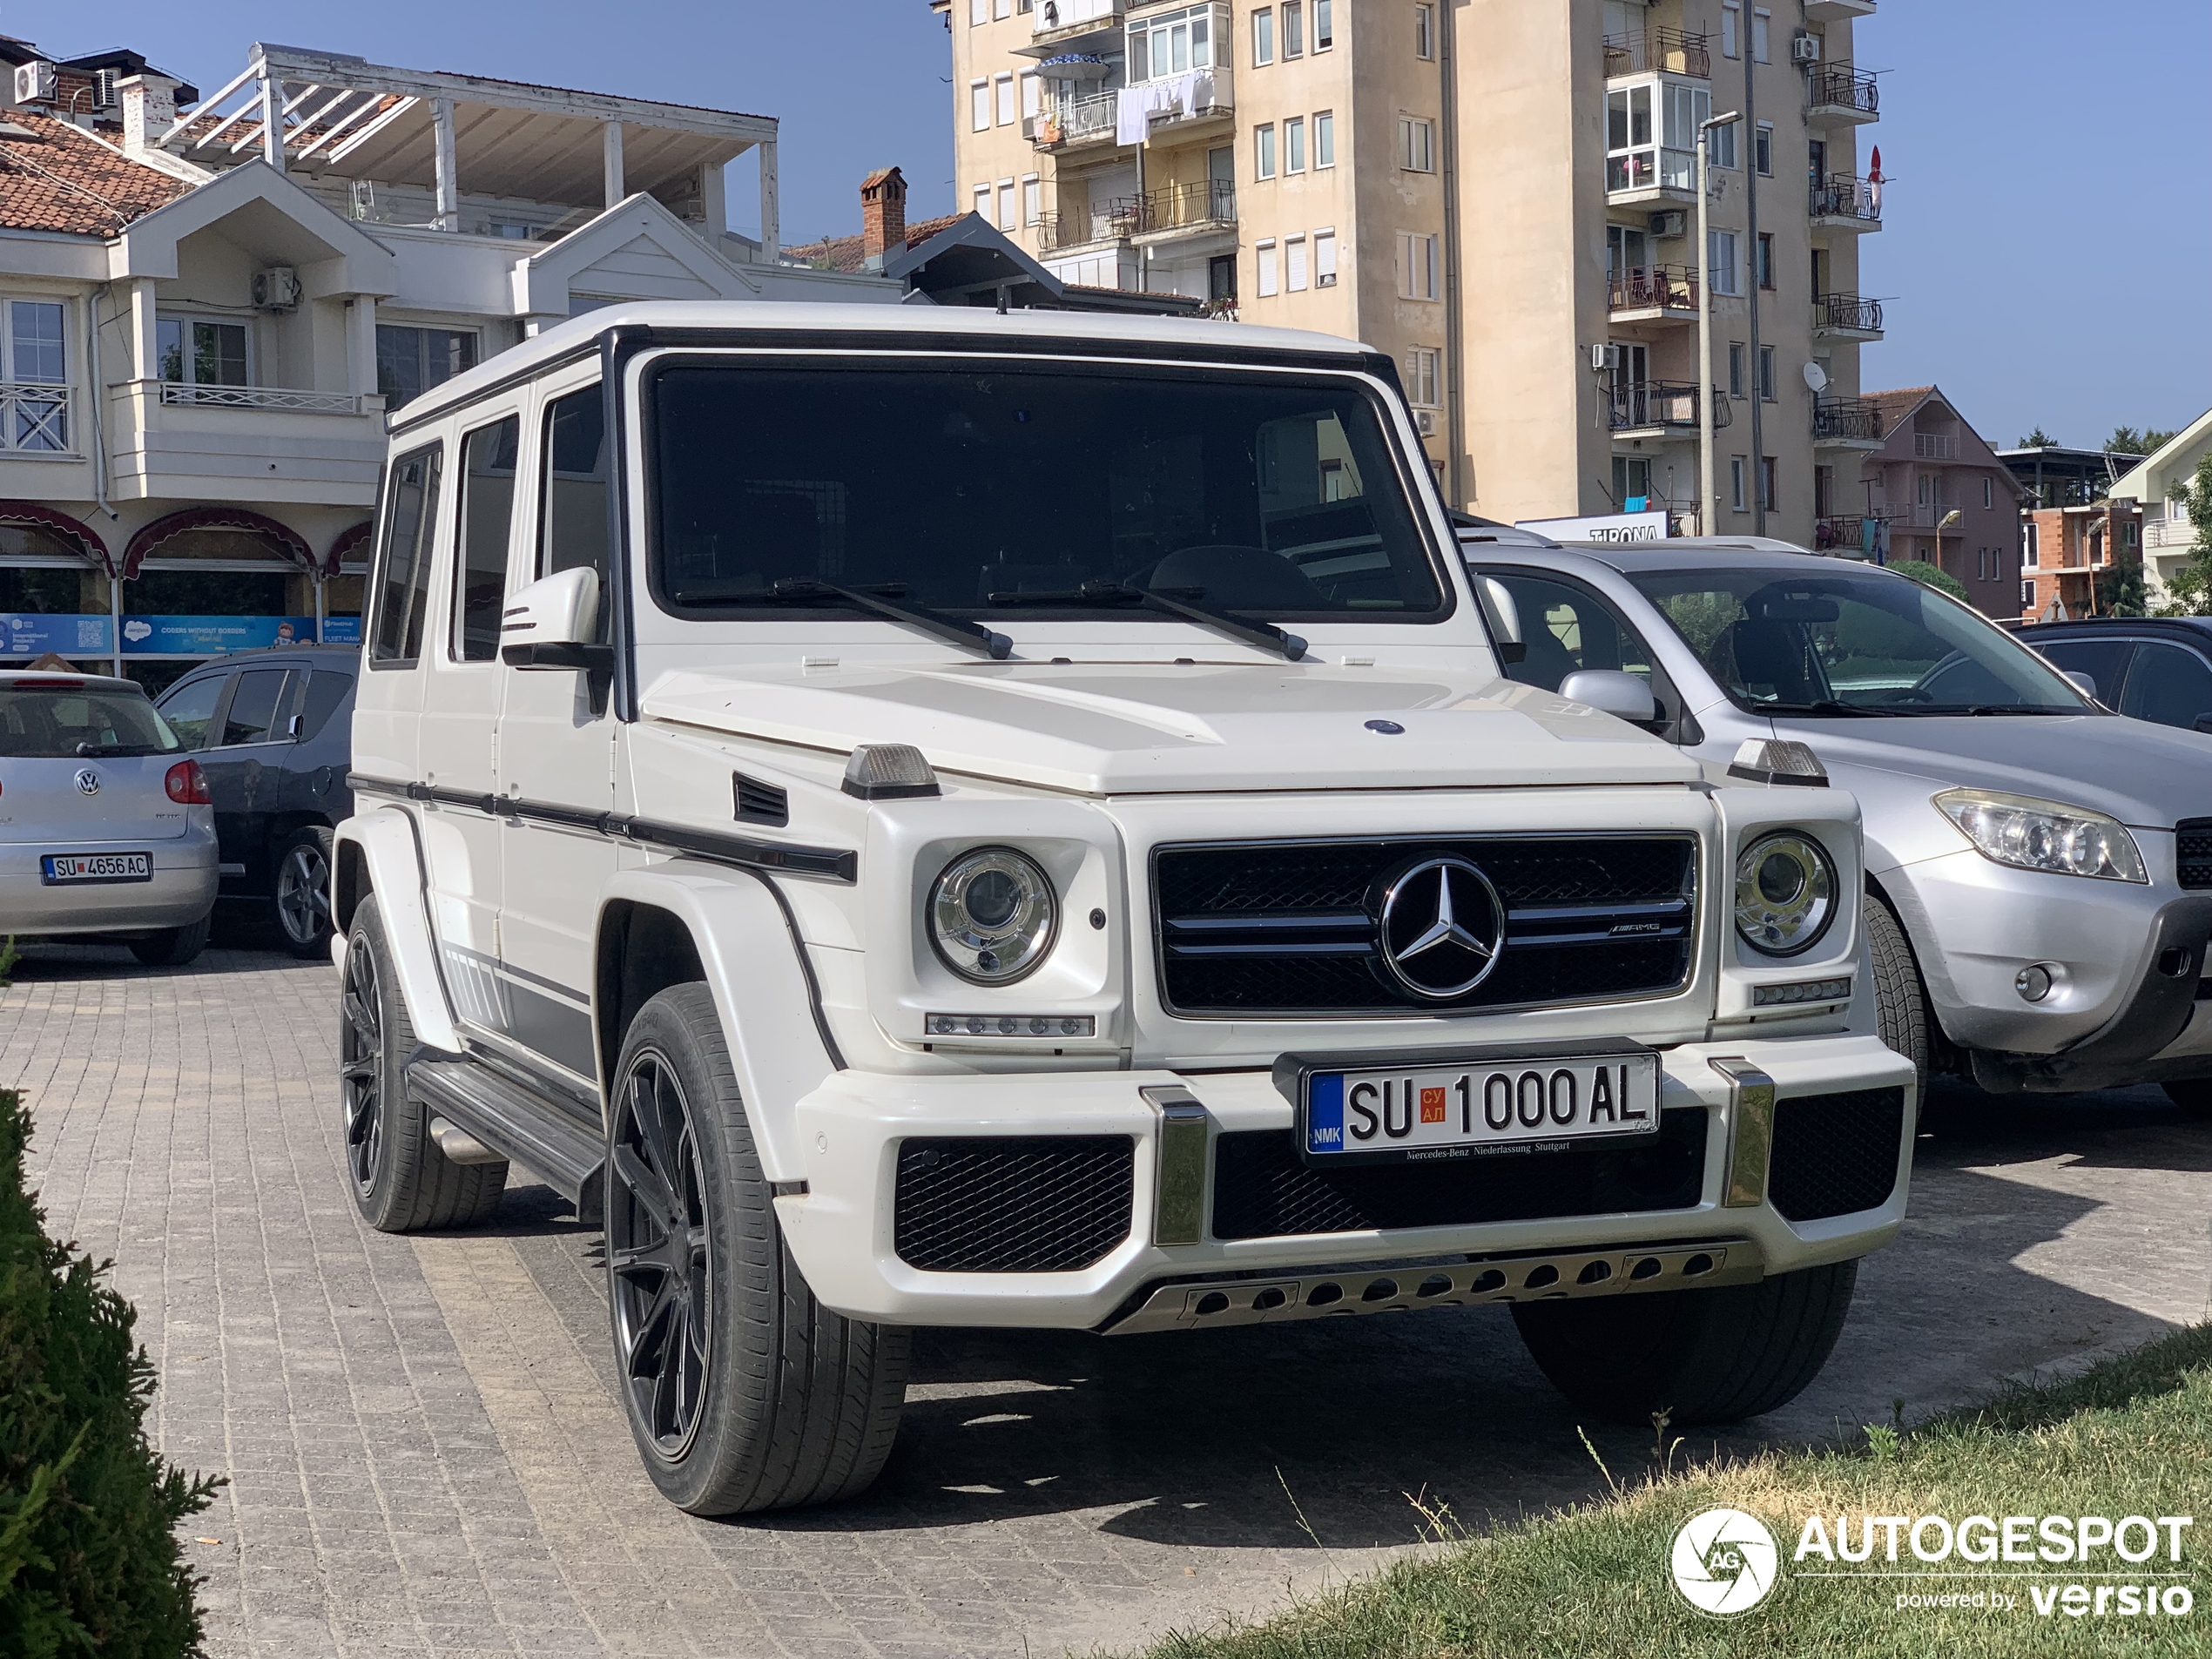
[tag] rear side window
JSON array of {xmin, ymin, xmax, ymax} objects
[
  {"xmin": 454, "ymin": 416, "xmax": 520, "ymax": 661},
  {"xmin": 371, "ymin": 443, "xmax": 443, "ymax": 665},
  {"xmin": 2033, "ymin": 637, "xmax": 2133, "ymax": 706},
  {"xmin": 220, "ymin": 669, "xmax": 293, "ymax": 745},
  {"xmin": 541, "ymin": 388, "xmax": 609, "ymax": 641},
  {"xmin": 2119, "ymin": 643, "xmax": 2212, "ymax": 731},
  {"xmin": 0, "ymin": 682, "xmax": 179, "ymax": 757},
  {"xmin": 155, "ymin": 674, "xmax": 228, "ymax": 750},
  {"xmin": 296, "ymin": 669, "xmax": 354, "ymax": 740}
]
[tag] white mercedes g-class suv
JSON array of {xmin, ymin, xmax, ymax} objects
[{"xmin": 334, "ymin": 303, "xmax": 1913, "ymax": 1516}]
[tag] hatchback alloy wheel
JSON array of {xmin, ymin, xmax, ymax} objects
[
  {"xmin": 341, "ymin": 931, "xmax": 386, "ymax": 1196},
  {"xmin": 278, "ymin": 839, "xmax": 331, "ymax": 948},
  {"xmin": 608, "ymin": 1051, "xmax": 712, "ymax": 1460}
]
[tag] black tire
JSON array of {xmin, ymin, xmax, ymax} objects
[
  {"xmin": 129, "ymin": 911, "xmax": 211, "ymax": 968},
  {"xmin": 2161, "ymin": 1081, "xmax": 2212, "ymax": 1117},
  {"xmin": 340, "ymin": 894, "xmax": 507, "ymax": 1232},
  {"xmin": 1512, "ymin": 1259, "xmax": 1858, "ymax": 1425},
  {"xmin": 1863, "ymin": 894, "xmax": 1929, "ymax": 1109},
  {"xmin": 605, "ymin": 984, "xmax": 907, "ymax": 1515},
  {"xmin": 274, "ymin": 825, "xmax": 337, "ymax": 959}
]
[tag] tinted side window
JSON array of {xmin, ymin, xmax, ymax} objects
[
  {"xmin": 1485, "ymin": 571, "xmax": 1661, "ymax": 693},
  {"xmin": 371, "ymin": 443, "xmax": 442, "ymax": 665},
  {"xmin": 541, "ymin": 388, "xmax": 609, "ymax": 642},
  {"xmin": 2033, "ymin": 637, "xmax": 2133, "ymax": 705},
  {"xmin": 297, "ymin": 669, "xmax": 355, "ymax": 740},
  {"xmin": 156, "ymin": 674, "xmax": 229, "ymax": 750},
  {"xmin": 454, "ymin": 416, "xmax": 520, "ymax": 661},
  {"xmin": 2120, "ymin": 643, "xmax": 2212, "ymax": 731},
  {"xmin": 220, "ymin": 669, "xmax": 293, "ymax": 745}
]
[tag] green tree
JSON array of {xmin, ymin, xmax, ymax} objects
[
  {"xmin": 2016, "ymin": 427, "xmax": 2058, "ymax": 449},
  {"xmin": 2106, "ymin": 426, "xmax": 2178, "ymax": 458},
  {"xmin": 2150, "ymin": 453, "xmax": 2212, "ymax": 617},
  {"xmin": 1887, "ymin": 559, "xmax": 1968, "ymax": 603},
  {"xmin": 2094, "ymin": 561, "xmax": 2148, "ymax": 618}
]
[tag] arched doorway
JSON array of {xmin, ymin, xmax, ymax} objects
[
  {"xmin": 322, "ymin": 522, "xmax": 374, "ymax": 645},
  {"xmin": 0, "ymin": 505, "xmax": 114, "ymax": 672},
  {"xmin": 120, "ymin": 509, "xmax": 319, "ymax": 696}
]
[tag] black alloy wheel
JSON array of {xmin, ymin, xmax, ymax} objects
[
  {"xmin": 608, "ymin": 1049, "xmax": 713, "ymax": 1461},
  {"xmin": 341, "ymin": 928, "xmax": 386, "ymax": 1197},
  {"xmin": 277, "ymin": 827, "xmax": 335, "ymax": 956}
]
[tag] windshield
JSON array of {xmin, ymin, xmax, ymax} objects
[
  {"xmin": 1627, "ymin": 566, "xmax": 2093, "ymax": 715},
  {"xmin": 0, "ymin": 681, "xmax": 180, "ymax": 757},
  {"xmin": 647, "ymin": 361, "xmax": 1446, "ymax": 623}
]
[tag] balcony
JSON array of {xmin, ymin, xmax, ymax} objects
[
  {"xmin": 1131, "ymin": 66, "xmax": 1234, "ymax": 143},
  {"xmin": 1814, "ymin": 515, "xmax": 1875, "ymax": 553},
  {"xmin": 1039, "ymin": 195, "xmax": 1141, "ymax": 253},
  {"xmin": 1607, "ymin": 145, "xmax": 1698, "ymax": 205},
  {"xmin": 1608, "ymin": 264, "xmax": 1702, "ymax": 321},
  {"xmin": 1912, "ymin": 432, "xmax": 1961, "ymax": 462},
  {"xmin": 1809, "ymin": 173, "xmax": 1883, "ymax": 231},
  {"xmin": 2147, "ymin": 518, "xmax": 2195, "ymax": 550},
  {"xmin": 0, "ymin": 383, "xmax": 71, "ymax": 455},
  {"xmin": 1604, "ymin": 27, "xmax": 1710, "ymax": 79},
  {"xmin": 1609, "ymin": 381, "xmax": 1724, "ymax": 436},
  {"xmin": 1133, "ymin": 180, "xmax": 1237, "ymax": 242},
  {"xmin": 1030, "ymin": 91, "xmax": 1119, "ymax": 151},
  {"xmin": 110, "ymin": 379, "xmax": 387, "ymax": 506},
  {"xmin": 1804, "ymin": 0, "xmax": 1876, "ymax": 19},
  {"xmin": 1813, "ymin": 293, "xmax": 1884, "ymax": 339},
  {"xmin": 1813, "ymin": 396, "xmax": 1884, "ymax": 448},
  {"xmin": 158, "ymin": 383, "xmax": 371, "ymax": 415},
  {"xmin": 1026, "ymin": 0, "xmax": 1123, "ymax": 52},
  {"xmin": 1805, "ymin": 64, "xmax": 1880, "ymax": 127}
]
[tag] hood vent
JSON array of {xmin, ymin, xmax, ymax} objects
[{"xmin": 732, "ymin": 772, "xmax": 788, "ymax": 826}]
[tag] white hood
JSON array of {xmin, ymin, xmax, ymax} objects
[{"xmin": 638, "ymin": 661, "xmax": 1702, "ymax": 795}]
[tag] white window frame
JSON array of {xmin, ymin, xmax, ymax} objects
[
  {"xmin": 995, "ymin": 0, "xmax": 1012, "ymax": 17},
  {"xmin": 1315, "ymin": 109, "xmax": 1335, "ymax": 168},
  {"xmin": 1021, "ymin": 71, "xmax": 1040, "ymax": 121},
  {"xmin": 1752, "ymin": 7, "xmax": 1770, "ymax": 63},
  {"xmin": 1415, "ymin": 3, "xmax": 1435, "ymax": 59},
  {"xmin": 1285, "ymin": 115, "xmax": 1306, "ymax": 173},
  {"xmin": 1257, "ymin": 239, "xmax": 1280, "ymax": 297},
  {"xmin": 1252, "ymin": 7, "xmax": 1274, "ymax": 65},
  {"xmin": 1287, "ymin": 233, "xmax": 1308, "ymax": 291},
  {"xmin": 1022, "ymin": 173, "xmax": 1043, "ymax": 226},
  {"xmin": 157, "ymin": 313, "xmax": 253, "ymax": 388},
  {"xmin": 3, "ymin": 297, "xmax": 68, "ymax": 387},
  {"xmin": 970, "ymin": 79, "xmax": 990, "ymax": 132},
  {"xmin": 970, "ymin": 0, "xmax": 988, "ymax": 24},
  {"xmin": 996, "ymin": 179, "xmax": 1017, "ymax": 231},
  {"xmin": 0, "ymin": 297, "xmax": 70, "ymax": 453},
  {"xmin": 1709, "ymin": 229, "xmax": 1740, "ymax": 296},
  {"xmin": 1406, "ymin": 347, "xmax": 1441, "ymax": 408},
  {"xmin": 1730, "ymin": 456, "xmax": 1748, "ymax": 513},
  {"xmin": 1722, "ymin": 2, "xmax": 1740, "ymax": 58},
  {"xmin": 2020, "ymin": 578, "xmax": 2036, "ymax": 608},
  {"xmin": 1709, "ymin": 117, "xmax": 1738, "ymax": 171},
  {"xmin": 2023, "ymin": 522, "xmax": 2040, "ymax": 568},
  {"xmin": 996, "ymin": 73, "xmax": 1017, "ymax": 126},
  {"xmin": 1728, "ymin": 341, "xmax": 1746, "ymax": 398},
  {"xmin": 1127, "ymin": 3, "xmax": 1227, "ymax": 84},
  {"xmin": 1314, "ymin": 0, "xmax": 1332, "ymax": 51},
  {"xmin": 1757, "ymin": 344, "xmax": 1776, "ymax": 401},
  {"xmin": 1255, "ymin": 123, "xmax": 1277, "ymax": 179},
  {"xmin": 1399, "ymin": 116, "xmax": 1436, "ymax": 173},
  {"xmin": 1397, "ymin": 232, "xmax": 1439, "ymax": 300},
  {"xmin": 1283, "ymin": 0, "xmax": 1304, "ymax": 57},
  {"xmin": 1314, "ymin": 227, "xmax": 1338, "ymax": 287},
  {"xmin": 973, "ymin": 184, "xmax": 991, "ymax": 221},
  {"xmin": 1754, "ymin": 120, "xmax": 1773, "ymax": 177}
]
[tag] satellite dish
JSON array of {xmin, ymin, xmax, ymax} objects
[{"xmin": 1803, "ymin": 361, "xmax": 1830, "ymax": 393}]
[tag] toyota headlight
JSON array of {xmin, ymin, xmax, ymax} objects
[
  {"xmin": 929, "ymin": 846, "xmax": 1058, "ymax": 983},
  {"xmin": 1935, "ymin": 789, "xmax": 2147, "ymax": 883},
  {"xmin": 1735, "ymin": 833, "xmax": 1839, "ymax": 957}
]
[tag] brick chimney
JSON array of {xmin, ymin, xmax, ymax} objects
[
  {"xmin": 118, "ymin": 74, "xmax": 179, "ymax": 156},
  {"xmin": 860, "ymin": 167, "xmax": 907, "ymax": 271}
]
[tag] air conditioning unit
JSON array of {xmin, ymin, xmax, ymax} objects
[
  {"xmin": 91, "ymin": 69, "xmax": 121, "ymax": 110},
  {"xmin": 1592, "ymin": 342, "xmax": 1622, "ymax": 374},
  {"xmin": 1415, "ymin": 409, "xmax": 1438, "ymax": 435},
  {"xmin": 1647, "ymin": 209, "xmax": 1687, "ymax": 239},
  {"xmin": 12, "ymin": 62, "xmax": 55, "ymax": 105},
  {"xmin": 1791, "ymin": 31, "xmax": 1822, "ymax": 63},
  {"xmin": 251, "ymin": 266, "xmax": 302, "ymax": 312}
]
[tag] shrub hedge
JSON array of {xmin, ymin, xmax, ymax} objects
[{"xmin": 0, "ymin": 1089, "xmax": 219, "ymax": 1657}]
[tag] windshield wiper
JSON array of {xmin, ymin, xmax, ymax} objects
[
  {"xmin": 75, "ymin": 740, "xmax": 168, "ymax": 757},
  {"xmin": 1757, "ymin": 699, "xmax": 1890, "ymax": 718},
  {"xmin": 671, "ymin": 578, "xmax": 1010, "ymax": 660},
  {"xmin": 1919, "ymin": 705, "xmax": 2080, "ymax": 717},
  {"xmin": 987, "ymin": 580, "xmax": 1308, "ymax": 661}
]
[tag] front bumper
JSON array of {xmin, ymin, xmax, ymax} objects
[
  {"xmin": 0, "ymin": 833, "xmax": 218, "ymax": 936},
  {"xmin": 777, "ymin": 1032, "xmax": 1914, "ymax": 1329}
]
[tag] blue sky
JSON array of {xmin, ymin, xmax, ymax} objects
[{"xmin": 23, "ymin": 0, "xmax": 2207, "ymax": 451}]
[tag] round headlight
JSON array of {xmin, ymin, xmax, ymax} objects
[
  {"xmin": 929, "ymin": 846, "xmax": 1058, "ymax": 984},
  {"xmin": 1734, "ymin": 833, "xmax": 1838, "ymax": 957}
]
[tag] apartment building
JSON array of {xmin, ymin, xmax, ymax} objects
[
  {"xmin": 933, "ymin": 0, "xmax": 1882, "ymax": 543},
  {"xmin": 2107, "ymin": 414, "xmax": 2212, "ymax": 604},
  {"xmin": 1856, "ymin": 387, "xmax": 2022, "ymax": 620}
]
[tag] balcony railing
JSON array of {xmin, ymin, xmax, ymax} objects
[
  {"xmin": 159, "ymin": 382, "xmax": 368, "ymax": 415},
  {"xmin": 1814, "ymin": 515, "xmax": 1874, "ymax": 552},
  {"xmin": 1913, "ymin": 432, "xmax": 1961, "ymax": 461},
  {"xmin": 1136, "ymin": 179, "xmax": 1237, "ymax": 236},
  {"xmin": 1039, "ymin": 195, "xmax": 1142, "ymax": 251},
  {"xmin": 1609, "ymin": 381, "xmax": 1724, "ymax": 432},
  {"xmin": 1604, "ymin": 27, "xmax": 1711, "ymax": 78},
  {"xmin": 1031, "ymin": 91, "xmax": 1118, "ymax": 149},
  {"xmin": 0, "ymin": 382, "xmax": 69, "ymax": 452},
  {"xmin": 1608, "ymin": 264, "xmax": 1702, "ymax": 314},
  {"xmin": 1812, "ymin": 396, "xmax": 1884, "ymax": 442},
  {"xmin": 1607, "ymin": 145, "xmax": 1696, "ymax": 196},
  {"xmin": 1032, "ymin": 0, "xmax": 1118, "ymax": 37},
  {"xmin": 1905, "ymin": 502, "xmax": 1957, "ymax": 529},
  {"xmin": 1805, "ymin": 63, "xmax": 1880, "ymax": 118},
  {"xmin": 1814, "ymin": 292, "xmax": 1884, "ymax": 334},
  {"xmin": 1810, "ymin": 173, "xmax": 1883, "ymax": 224},
  {"xmin": 2147, "ymin": 518, "xmax": 2196, "ymax": 550}
]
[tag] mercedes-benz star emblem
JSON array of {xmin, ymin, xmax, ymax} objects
[
  {"xmin": 74, "ymin": 768, "xmax": 99, "ymax": 796},
  {"xmin": 1377, "ymin": 857, "xmax": 1506, "ymax": 1001}
]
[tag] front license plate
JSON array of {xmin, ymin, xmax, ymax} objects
[
  {"xmin": 1294, "ymin": 1048, "xmax": 1661, "ymax": 1166},
  {"xmin": 41, "ymin": 852, "xmax": 152, "ymax": 885}
]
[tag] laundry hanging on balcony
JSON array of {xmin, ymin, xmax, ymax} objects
[{"xmin": 1116, "ymin": 69, "xmax": 1217, "ymax": 146}]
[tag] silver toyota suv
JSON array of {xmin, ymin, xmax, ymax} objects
[{"xmin": 335, "ymin": 304, "xmax": 1912, "ymax": 1515}]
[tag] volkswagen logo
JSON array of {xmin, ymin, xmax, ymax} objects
[
  {"xmin": 74, "ymin": 768, "xmax": 99, "ymax": 797},
  {"xmin": 1376, "ymin": 856, "xmax": 1506, "ymax": 1001}
]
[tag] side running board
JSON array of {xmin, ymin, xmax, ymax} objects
[{"xmin": 405, "ymin": 1052, "xmax": 605, "ymax": 1224}]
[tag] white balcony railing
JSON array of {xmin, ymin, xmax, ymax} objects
[
  {"xmin": 2147, "ymin": 517, "xmax": 2195, "ymax": 550},
  {"xmin": 1034, "ymin": 0, "xmax": 1117, "ymax": 35},
  {"xmin": 1912, "ymin": 432, "xmax": 1960, "ymax": 460},
  {"xmin": 0, "ymin": 382, "xmax": 70, "ymax": 452},
  {"xmin": 158, "ymin": 383, "xmax": 368, "ymax": 415}
]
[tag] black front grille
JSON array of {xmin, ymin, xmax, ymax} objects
[
  {"xmin": 2177, "ymin": 818, "xmax": 2212, "ymax": 890},
  {"xmin": 1211, "ymin": 1108, "xmax": 1709, "ymax": 1240},
  {"xmin": 1768, "ymin": 1088, "xmax": 1905, "ymax": 1223},
  {"xmin": 894, "ymin": 1136, "xmax": 1134, "ymax": 1272},
  {"xmin": 1154, "ymin": 835, "xmax": 1697, "ymax": 1016}
]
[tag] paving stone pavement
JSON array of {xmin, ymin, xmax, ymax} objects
[{"xmin": 4, "ymin": 934, "xmax": 2210, "ymax": 1659}]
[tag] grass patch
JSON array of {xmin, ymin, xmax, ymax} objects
[{"xmin": 1142, "ymin": 1324, "xmax": 2212, "ymax": 1658}]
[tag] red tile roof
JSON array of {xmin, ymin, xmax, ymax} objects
[
  {"xmin": 0, "ymin": 111, "xmax": 187, "ymax": 236},
  {"xmin": 785, "ymin": 212, "xmax": 965, "ymax": 274}
]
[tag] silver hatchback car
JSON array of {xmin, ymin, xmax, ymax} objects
[
  {"xmin": 1460, "ymin": 537, "xmax": 2212, "ymax": 1105},
  {"xmin": 0, "ymin": 670, "xmax": 219, "ymax": 965}
]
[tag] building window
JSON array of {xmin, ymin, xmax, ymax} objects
[
  {"xmin": 1406, "ymin": 347, "xmax": 1440, "ymax": 408},
  {"xmin": 1761, "ymin": 455, "xmax": 1777, "ymax": 511},
  {"xmin": 1730, "ymin": 456, "xmax": 1748, "ymax": 513},
  {"xmin": 1757, "ymin": 346, "xmax": 1775, "ymax": 401},
  {"xmin": 158, "ymin": 317, "xmax": 249, "ymax": 389},
  {"xmin": 1709, "ymin": 230, "xmax": 1740, "ymax": 296},
  {"xmin": 1397, "ymin": 232, "xmax": 1439, "ymax": 300},
  {"xmin": 1252, "ymin": 8, "xmax": 1274, "ymax": 65},
  {"xmin": 1728, "ymin": 341, "xmax": 1746, "ymax": 399},
  {"xmin": 970, "ymin": 80, "xmax": 989, "ymax": 132},
  {"xmin": 997, "ymin": 179, "xmax": 1017, "ymax": 230},
  {"xmin": 995, "ymin": 0, "xmax": 1012, "ymax": 16},
  {"xmin": 1285, "ymin": 115, "xmax": 1306, "ymax": 172},
  {"xmin": 1709, "ymin": 118, "xmax": 1738, "ymax": 171},
  {"xmin": 0, "ymin": 300, "xmax": 67, "ymax": 451},
  {"xmin": 1255, "ymin": 123, "xmax": 1277, "ymax": 179},
  {"xmin": 1314, "ymin": 227, "xmax": 1337, "ymax": 286},
  {"xmin": 1752, "ymin": 7, "xmax": 1770, "ymax": 63},
  {"xmin": 1287, "ymin": 233, "xmax": 1308, "ymax": 291},
  {"xmin": 1983, "ymin": 477, "xmax": 1993, "ymax": 509},
  {"xmin": 972, "ymin": 184, "xmax": 990, "ymax": 223},
  {"xmin": 1022, "ymin": 174, "xmax": 1042, "ymax": 226},
  {"xmin": 2020, "ymin": 579, "xmax": 2036, "ymax": 609},
  {"xmin": 1314, "ymin": 0, "xmax": 1332, "ymax": 51},
  {"xmin": 1757, "ymin": 233, "xmax": 1776, "ymax": 290},
  {"xmin": 1415, "ymin": 3, "xmax": 1435, "ymax": 59},
  {"xmin": 374, "ymin": 325, "xmax": 478, "ymax": 412},
  {"xmin": 2023, "ymin": 521, "xmax": 2039, "ymax": 567},
  {"xmin": 970, "ymin": 0, "xmax": 988, "ymax": 23},
  {"xmin": 1399, "ymin": 117, "xmax": 1436, "ymax": 173},
  {"xmin": 1315, "ymin": 110, "xmax": 1335, "ymax": 167},
  {"xmin": 1722, "ymin": 1, "xmax": 1740, "ymax": 57},
  {"xmin": 1128, "ymin": 3, "xmax": 1221, "ymax": 80},
  {"xmin": 1754, "ymin": 121, "xmax": 1773, "ymax": 177},
  {"xmin": 2126, "ymin": 519, "xmax": 2141, "ymax": 550},
  {"xmin": 1283, "ymin": 0, "xmax": 1304, "ymax": 57},
  {"xmin": 1021, "ymin": 71, "xmax": 1040, "ymax": 122},
  {"xmin": 1257, "ymin": 239, "xmax": 1279, "ymax": 297},
  {"xmin": 996, "ymin": 74, "xmax": 1016, "ymax": 125}
]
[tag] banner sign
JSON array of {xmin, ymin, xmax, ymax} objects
[
  {"xmin": 320, "ymin": 616, "xmax": 362, "ymax": 646},
  {"xmin": 118, "ymin": 616, "xmax": 319, "ymax": 655},
  {"xmin": 0, "ymin": 612, "xmax": 113, "ymax": 656},
  {"xmin": 1516, "ymin": 511, "xmax": 1672, "ymax": 544}
]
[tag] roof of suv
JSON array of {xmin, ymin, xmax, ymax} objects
[
  {"xmin": 2018, "ymin": 617, "xmax": 2212, "ymax": 641},
  {"xmin": 1470, "ymin": 541, "xmax": 1895, "ymax": 577},
  {"xmin": 395, "ymin": 300, "xmax": 1382, "ymax": 435}
]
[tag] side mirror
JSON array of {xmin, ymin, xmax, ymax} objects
[
  {"xmin": 2192, "ymin": 713, "xmax": 2212, "ymax": 736},
  {"xmin": 1477, "ymin": 574, "xmax": 1527, "ymax": 665},
  {"xmin": 1559, "ymin": 668, "xmax": 1660, "ymax": 724},
  {"xmin": 2062, "ymin": 671, "xmax": 2099, "ymax": 700},
  {"xmin": 501, "ymin": 567, "xmax": 610, "ymax": 671}
]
